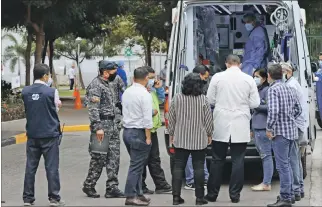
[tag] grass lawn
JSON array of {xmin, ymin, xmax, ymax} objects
[{"xmin": 58, "ymin": 89, "xmax": 86, "ymax": 97}]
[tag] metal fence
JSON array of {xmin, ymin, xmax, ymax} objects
[{"xmin": 307, "ymin": 35, "xmax": 322, "ymax": 60}]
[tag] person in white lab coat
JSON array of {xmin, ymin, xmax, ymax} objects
[
  {"xmin": 68, "ymin": 64, "xmax": 76, "ymax": 90},
  {"xmin": 205, "ymin": 54, "xmax": 260, "ymax": 203}
]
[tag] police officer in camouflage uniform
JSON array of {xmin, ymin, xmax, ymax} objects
[
  {"xmin": 107, "ymin": 68, "xmax": 126, "ymax": 130},
  {"xmin": 82, "ymin": 60, "xmax": 125, "ymax": 199}
]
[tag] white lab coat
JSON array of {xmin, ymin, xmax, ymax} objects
[{"xmin": 206, "ymin": 66, "xmax": 260, "ymax": 143}]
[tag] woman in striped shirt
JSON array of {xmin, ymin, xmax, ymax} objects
[{"xmin": 168, "ymin": 73, "xmax": 213, "ymax": 206}]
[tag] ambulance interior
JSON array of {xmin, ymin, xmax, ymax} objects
[{"xmin": 188, "ymin": 3, "xmax": 300, "ymax": 75}]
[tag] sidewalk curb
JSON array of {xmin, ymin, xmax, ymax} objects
[
  {"xmin": 1, "ymin": 123, "xmax": 165, "ymax": 147},
  {"xmin": 1, "ymin": 125, "xmax": 90, "ymax": 147}
]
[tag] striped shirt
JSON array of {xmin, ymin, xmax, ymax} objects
[
  {"xmin": 168, "ymin": 94, "xmax": 213, "ymax": 150},
  {"xmin": 266, "ymin": 80, "xmax": 302, "ymax": 140}
]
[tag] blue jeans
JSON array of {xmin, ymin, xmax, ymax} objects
[
  {"xmin": 272, "ymin": 135, "xmax": 294, "ymax": 201},
  {"xmin": 291, "ymin": 130, "xmax": 305, "ymax": 196},
  {"xmin": 123, "ymin": 128, "xmax": 151, "ymax": 197},
  {"xmin": 254, "ymin": 129, "xmax": 273, "ymax": 185},
  {"xmin": 185, "ymin": 155, "xmax": 209, "ymax": 185}
]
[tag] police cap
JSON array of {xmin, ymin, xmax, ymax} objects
[{"xmin": 99, "ymin": 60, "xmax": 118, "ymax": 71}]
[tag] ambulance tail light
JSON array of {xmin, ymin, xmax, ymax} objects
[{"xmin": 164, "ymin": 92, "xmax": 169, "ymax": 128}]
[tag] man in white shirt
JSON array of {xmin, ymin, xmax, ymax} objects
[
  {"xmin": 205, "ymin": 54, "xmax": 260, "ymax": 203},
  {"xmin": 281, "ymin": 62, "xmax": 307, "ymax": 201},
  {"xmin": 68, "ymin": 64, "xmax": 76, "ymax": 90},
  {"xmin": 122, "ymin": 67, "xmax": 153, "ymax": 206}
]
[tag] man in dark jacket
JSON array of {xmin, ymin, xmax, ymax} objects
[{"xmin": 22, "ymin": 64, "xmax": 64, "ymax": 206}]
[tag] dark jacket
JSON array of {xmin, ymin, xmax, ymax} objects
[
  {"xmin": 22, "ymin": 83, "xmax": 61, "ymax": 139},
  {"xmin": 251, "ymin": 85, "xmax": 269, "ymax": 130}
]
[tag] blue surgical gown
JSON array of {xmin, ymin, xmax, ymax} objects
[{"xmin": 242, "ymin": 26, "xmax": 269, "ymax": 76}]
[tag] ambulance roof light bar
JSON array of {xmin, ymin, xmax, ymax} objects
[
  {"xmin": 254, "ymin": 5, "xmax": 262, "ymax": 14},
  {"xmin": 211, "ymin": 5, "xmax": 222, "ymax": 13},
  {"xmin": 219, "ymin": 5, "xmax": 232, "ymax": 14}
]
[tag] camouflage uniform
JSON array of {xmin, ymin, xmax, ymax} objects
[
  {"xmin": 83, "ymin": 76, "xmax": 121, "ymax": 194},
  {"xmin": 108, "ymin": 75, "xmax": 125, "ymax": 130}
]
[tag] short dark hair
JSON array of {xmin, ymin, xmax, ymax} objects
[
  {"xmin": 243, "ymin": 13, "xmax": 257, "ymax": 23},
  {"xmin": 268, "ymin": 64, "xmax": 283, "ymax": 80},
  {"xmin": 143, "ymin": 66, "xmax": 155, "ymax": 73},
  {"xmin": 193, "ymin": 65, "xmax": 209, "ymax": 75},
  {"xmin": 134, "ymin": 67, "xmax": 149, "ymax": 80},
  {"xmin": 181, "ymin": 73, "xmax": 204, "ymax": 96},
  {"xmin": 34, "ymin": 64, "xmax": 50, "ymax": 80},
  {"xmin": 226, "ymin": 54, "xmax": 241, "ymax": 65}
]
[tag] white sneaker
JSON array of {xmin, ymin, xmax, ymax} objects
[
  {"xmin": 251, "ymin": 183, "xmax": 271, "ymax": 191},
  {"xmin": 49, "ymin": 200, "xmax": 65, "ymax": 207},
  {"xmin": 23, "ymin": 202, "xmax": 34, "ymax": 206}
]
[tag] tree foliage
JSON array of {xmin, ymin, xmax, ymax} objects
[
  {"xmin": 2, "ymin": 33, "xmax": 35, "ymax": 73},
  {"xmin": 55, "ymin": 34, "xmax": 103, "ymax": 89},
  {"xmin": 123, "ymin": 0, "xmax": 167, "ymax": 66}
]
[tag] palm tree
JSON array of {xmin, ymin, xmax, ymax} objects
[{"xmin": 2, "ymin": 33, "xmax": 35, "ymax": 73}]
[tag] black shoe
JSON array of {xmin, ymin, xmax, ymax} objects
[
  {"xmin": 277, "ymin": 196, "xmax": 295, "ymax": 204},
  {"xmin": 295, "ymin": 194, "xmax": 301, "ymax": 201},
  {"xmin": 205, "ymin": 194, "xmax": 217, "ymax": 202},
  {"xmin": 105, "ymin": 188, "xmax": 125, "ymax": 198},
  {"xmin": 143, "ymin": 187, "xmax": 154, "ymax": 194},
  {"xmin": 82, "ymin": 187, "xmax": 100, "ymax": 198},
  {"xmin": 155, "ymin": 184, "xmax": 172, "ymax": 194},
  {"xmin": 301, "ymin": 192, "xmax": 305, "ymax": 198},
  {"xmin": 173, "ymin": 196, "xmax": 184, "ymax": 205},
  {"xmin": 267, "ymin": 200, "xmax": 292, "ymax": 207},
  {"xmin": 231, "ymin": 198, "xmax": 240, "ymax": 203},
  {"xmin": 138, "ymin": 195, "xmax": 151, "ymax": 203},
  {"xmin": 196, "ymin": 198, "xmax": 208, "ymax": 205}
]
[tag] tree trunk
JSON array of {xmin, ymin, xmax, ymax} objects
[
  {"xmin": 42, "ymin": 38, "xmax": 48, "ymax": 64},
  {"xmin": 76, "ymin": 56, "xmax": 85, "ymax": 89},
  {"xmin": 143, "ymin": 33, "xmax": 154, "ymax": 66},
  {"xmin": 25, "ymin": 29, "xmax": 32, "ymax": 86},
  {"xmin": 34, "ymin": 24, "xmax": 44, "ymax": 64},
  {"xmin": 49, "ymin": 39, "xmax": 58, "ymax": 88}
]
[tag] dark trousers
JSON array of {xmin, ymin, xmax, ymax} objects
[
  {"xmin": 69, "ymin": 78, "xmax": 74, "ymax": 90},
  {"xmin": 123, "ymin": 128, "xmax": 151, "ymax": 197},
  {"xmin": 172, "ymin": 148, "xmax": 206, "ymax": 199},
  {"xmin": 142, "ymin": 132, "xmax": 168, "ymax": 189},
  {"xmin": 207, "ymin": 141, "xmax": 247, "ymax": 200},
  {"xmin": 23, "ymin": 138, "xmax": 61, "ymax": 203}
]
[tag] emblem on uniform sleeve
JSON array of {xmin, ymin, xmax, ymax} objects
[
  {"xmin": 91, "ymin": 96, "xmax": 100, "ymax": 103},
  {"xmin": 31, "ymin": 94, "xmax": 39, "ymax": 100}
]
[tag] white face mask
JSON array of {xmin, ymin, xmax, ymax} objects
[{"xmin": 46, "ymin": 77, "xmax": 53, "ymax": 87}]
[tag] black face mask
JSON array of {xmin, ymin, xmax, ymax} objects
[
  {"xmin": 203, "ymin": 80, "xmax": 208, "ymax": 84},
  {"xmin": 108, "ymin": 73, "xmax": 117, "ymax": 82}
]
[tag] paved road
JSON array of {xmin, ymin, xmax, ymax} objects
[{"xmin": 2, "ymin": 127, "xmax": 321, "ymax": 206}]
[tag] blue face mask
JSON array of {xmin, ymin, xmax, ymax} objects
[
  {"xmin": 46, "ymin": 77, "xmax": 53, "ymax": 87},
  {"xmin": 254, "ymin": 77, "xmax": 261, "ymax": 86},
  {"xmin": 245, "ymin": 23, "xmax": 254, "ymax": 31},
  {"xmin": 147, "ymin": 79, "xmax": 155, "ymax": 89}
]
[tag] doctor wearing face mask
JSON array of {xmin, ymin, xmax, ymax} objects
[{"xmin": 241, "ymin": 13, "xmax": 270, "ymax": 76}]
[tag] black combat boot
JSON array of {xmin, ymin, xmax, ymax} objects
[
  {"xmin": 105, "ymin": 188, "xmax": 125, "ymax": 198},
  {"xmin": 82, "ymin": 187, "xmax": 100, "ymax": 198},
  {"xmin": 173, "ymin": 196, "xmax": 184, "ymax": 205}
]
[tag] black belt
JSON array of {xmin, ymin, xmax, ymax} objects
[{"xmin": 100, "ymin": 115, "xmax": 115, "ymax": 120}]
